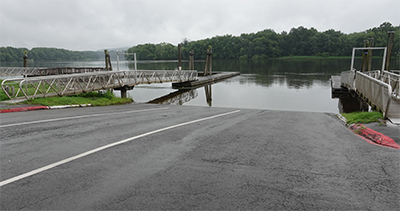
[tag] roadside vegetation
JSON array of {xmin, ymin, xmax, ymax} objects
[{"xmin": 341, "ymin": 111, "xmax": 383, "ymax": 124}]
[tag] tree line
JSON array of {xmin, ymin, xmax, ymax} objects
[
  {"xmin": 0, "ymin": 47, "xmax": 99, "ymax": 62},
  {"xmin": 1, "ymin": 22, "xmax": 398, "ymax": 63},
  {"xmin": 126, "ymin": 22, "xmax": 399, "ymax": 60}
]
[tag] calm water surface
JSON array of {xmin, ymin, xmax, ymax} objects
[{"xmin": 3, "ymin": 58, "xmax": 399, "ymax": 113}]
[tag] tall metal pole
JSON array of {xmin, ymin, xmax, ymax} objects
[
  {"xmin": 350, "ymin": 48, "xmax": 356, "ymax": 71},
  {"xmin": 134, "ymin": 53, "xmax": 137, "ymax": 83},
  {"xmin": 116, "ymin": 50, "xmax": 120, "ymax": 71},
  {"xmin": 134, "ymin": 53, "xmax": 137, "ymax": 70}
]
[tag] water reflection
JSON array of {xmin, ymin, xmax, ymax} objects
[
  {"xmin": 338, "ymin": 96, "xmax": 369, "ymax": 113},
  {"xmin": 148, "ymin": 83, "xmax": 213, "ymax": 107},
  {"xmin": 148, "ymin": 89, "xmax": 198, "ymax": 105},
  {"xmin": 204, "ymin": 84, "xmax": 212, "ymax": 106}
]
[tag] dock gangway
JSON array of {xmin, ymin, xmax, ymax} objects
[
  {"xmin": 1, "ymin": 69, "xmax": 198, "ymax": 100},
  {"xmin": 339, "ymin": 47, "xmax": 400, "ymax": 123},
  {"xmin": 0, "ymin": 67, "xmax": 108, "ymax": 76}
]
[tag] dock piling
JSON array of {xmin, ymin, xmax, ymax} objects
[
  {"xmin": 385, "ymin": 31, "xmax": 395, "ymax": 71},
  {"xmin": 189, "ymin": 50, "xmax": 194, "ymax": 70},
  {"xmin": 104, "ymin": 50, "xmax": 112, "ymax": 71},
  {"xmin": 204, "ymin": 47, "xmax": 212, "ymax": 76},
  {"xmin": 23, "ymin": 51, "xmax": 28, "ymax": 67},
  {"xmin": 367, "ymin": 38, "xmax": 374, "ymax": 72}
]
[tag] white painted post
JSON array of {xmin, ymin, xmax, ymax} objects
[
  {"xmin": 134, "ymin": 53, "xmax": 137, "ymax": 83},
  {"xmin": 116, "ymin": 50, "xmax": 120, "ymax": 71},
  {"xmin": 381, "ymin": 47, "xmax": 387, "ymax": 72},
  {"xmin": 350, "ymin": 48, "xmax": 356, "ymax": 71}
]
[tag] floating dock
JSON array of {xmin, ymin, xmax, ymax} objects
[
  {"xmin": 172, "ymin": 72, "xmax": 240, "ymax": 89},
  {"xmin": 330, "ymin": 75, "xmax": 349, "ymax": 98}
]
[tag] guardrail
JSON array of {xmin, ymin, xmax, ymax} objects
[{"xmin": 1, "ymin": 70, "xmax": 198, "ymax": 100}]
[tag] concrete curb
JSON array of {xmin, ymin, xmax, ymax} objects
[
  {"xmin": 0, "ymin": 106, "xmax": 49, "ymax": 113},
  {"xmin": 0, "ymin": 104, "xmax": 92, "ymax": 113},
  {"xmin": 336, "ymin": 114, "xmax": 400, "ymax": 149},
  {"xmin": 349, "ymin": 124, "xmax": 400, "ymax": 149},
  {"xmin": 48, "ymin": 104, "xmax": 91, "ymax": 109}
]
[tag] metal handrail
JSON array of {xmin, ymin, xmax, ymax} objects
[
  {"xmin": 0, "ymin": 67, "xmax": 108, "ymax": 76},
  {"xmin": 355, "ymin": 71, "xmax": 392, "ymax": 119},
  {"xmin": 340, "ymin": 70, "xmax": 356, "ymax": 89},
  {"xmin": 341, "ymin": 70, "xmax": 393, "ymax": 118},
  {"xmin": 381, "ymin": 70, "xmax": 400, "ymax": 99},
  {"xmin": 1, "ymin": 70, "xmax": 198, "ymax": 100},
  {"xmin": 364, "ymin": 70, "xmax": 381, "ymax": 79}
]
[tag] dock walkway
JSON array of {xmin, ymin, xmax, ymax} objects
[
  {"xmin": 1, "ymin": 70, "xmax": 198, "ymax": 100},
  {"xmin": 172, "ymin": 72, "xmax": 240, "ymax": 89},
  {"xmin": 331, "ymin": 70, "xmax": 400, "ymax": 124}
]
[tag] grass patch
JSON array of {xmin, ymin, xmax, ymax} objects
[
  {"xmin": 341, "ymin": 111, "xmax": 383, "ymax": 124},
  {"xmin": 0, "ymin": 90, "xmax": 9, "ymax": 101},
  {"xmin": 26, "ymin": 90, "xmax": 133, "ymax": 106},
  {"xmin": 0, "ymin": 79, "xmax": 16, "ymax": 101}
]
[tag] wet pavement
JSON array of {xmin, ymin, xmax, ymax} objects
[
  {"xmin": 1, "ymin": 103, "xmax": 399, "ymax": 210},
  {"xmin": 1, "ymin": 100, "xmax": 399, "ymax": 145}
]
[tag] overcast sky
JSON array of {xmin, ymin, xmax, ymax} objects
[{"xmin": 1, "ymin": 0, "xmax": 399, "ymax": 51}]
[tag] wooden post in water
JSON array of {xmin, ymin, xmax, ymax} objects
[
  {"xmin": 178, "ymin": 44, "xmax": 182, "ymax": 70},
  {"xmin": 361, "ymin": 40, "xmax": 368, "ymax": 72},
  {"xmin": 208, "ymin": 47, "xmax": 212, "ymax": 75},
  {"xmin": 189, "ymin": 50, "xmax": 194, "ymax": 70},
  {"xmin": 385, "ymin": 31, "xmax": 395, "ymax": 71},
  {"xmin": 105, "ymin": 50, "xmax": 109, "ymax": 70},
  {"xmin": 104, "ymin": 50, "xmax": 112, "ymax": 71},
  {"xmin": 203, "ymin": 46, "xmax": 213, "ymax": 75},
  {"xmin": 367, "ymin": 38, "xmax": 374, "ymax": 72},
  {"xmin": 204, "ymin": 49, "xmax": 209, "ymax": 75},
  {"xmin": 23, "ymin": 51, "xmax": 28, "ymax": 67}
]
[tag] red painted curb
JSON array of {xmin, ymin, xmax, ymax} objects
[
  {"xmin": 0, "ymin": 106, "xmax": 49, "ymax": 113},
  {"xmin": 350, "ymin": 124, "xmax": 400, "ymax": 149}
]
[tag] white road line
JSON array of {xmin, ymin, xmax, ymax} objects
[
  {"xmin": 0, "ymin": 107, "xmax": 169, "ymax": 128},
  {"xmin": 0, "ymin": 109, "xmax": 241, "ymax": 187}
]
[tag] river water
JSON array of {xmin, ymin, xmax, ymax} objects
[{"xmin": 2, "ymin": 58, "xmax": 399, "ymax": 114}]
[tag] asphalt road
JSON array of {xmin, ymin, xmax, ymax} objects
[{"xmin": 1, "ymin": 103, "xmax": 399, "ymax": 210}]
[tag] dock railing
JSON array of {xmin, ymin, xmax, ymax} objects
[
  {"xmin": 341, "ymin": 70, "xmax": 393, "ymax": 119},
  {"xmin": 355, "ymin": 71, "xmax": 392, "ymax": 119},
  {"xmin": 340, "ymin": 70, "xmax": 356, "ymax": 89},
  {"xmin": 381, "ymin": 70, "xmax": 400, "ymax": 99},
  {"xmin": 0, "ymin": 67, "xmax": 108, "ymax": 76},
  {"xmin": 1, "ymin": 70, "xmax": 197, "ymax": 100}
]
